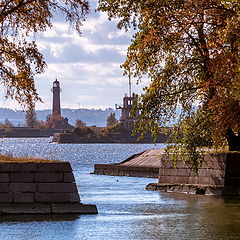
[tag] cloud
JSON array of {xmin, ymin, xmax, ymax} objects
[{"xmin": 1, "ymin": 0, "xmax": 147, "ymax": 111}]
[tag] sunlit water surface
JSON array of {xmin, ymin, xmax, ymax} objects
[{"xmin": 0, "ymin": 138, "xmax": 239, "ymax": 240}]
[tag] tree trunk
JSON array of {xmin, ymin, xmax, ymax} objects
[{"xmin": 226, "ymin": 128, "xmax": 240, "ymax": 151}]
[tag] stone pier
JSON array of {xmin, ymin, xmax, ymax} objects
[
  {"xmin": 0, "ymin": 162, "xmax": 97, "ymax": 214},
  {"xmin": 94, "ymin": 149, "xmax": 162, "ymax": 178},
  {"xmin": 146, "ymin": 152, "xmax": 240, "ymax": 196},
  {"xmin": 94, "ymin": 147, "xmax": 240, "ymax": 196}
]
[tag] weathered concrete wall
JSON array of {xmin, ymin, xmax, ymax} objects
[
  {"xmin": 159, "ymin": 153, "xmax": 226, "ymax": 186},
  {"xmin": 94, "ymin": 148, "xmax": 240, "ymax": 196},
  {"xmin": 0, "ymin": 162, "xmax": 98, "ymax": 214},
  {"xmin": 147, "ymin": 153, "xmax": 240, "ymax": 196},
  {"xmin": 0, "ymin": 162, "xmax": 79, "ymax": 203},
  {"xmin": 94, "ymin": 164, "xmax": 159, "ymax": 178},
  {"xmin": 94, "ymin": 149, "xmax": 162, "ymax": 178}
]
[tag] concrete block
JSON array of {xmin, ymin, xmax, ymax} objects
[
  {"xmin": 212, "ymin": 177, "xmax": 225, "ymax": 186},
  {"xmin": 177, "ymin": 169, "xmax": 189, "ymax": 176},
  {"xmin": 10, "ymin": 173, "xmax": 34, "ymax": 182},
  {"xmin": 37, "ymin": 183, "xmax": 78, "ymax": 193},
  {"xmin": 210, "ymin": 169, "xmax": 225, "ymax": 178},
  {"xmin": 63, "ymin": 173, "xmax": 75, "ymax": 182},
  {"xmin": 0, "ymin": 183, "xmax": 9, "ymax": 192},
  {"xmin": 188, "ymin": 171, "xmax": 198, "ymax": 177},
  {"xmin": 198, "ymin": 177, "xmax": 224, "ymax": 186},
  {"xmin": 0, "ymin": 173, "xmax": 9, "ymax": 182},
  {"xmin": 0, "ymin": 193, "xmax": 13, "ymax": 202},
  {"xmin": 200, "ymin": 155, "xmax": 226, "ymax": 170},
  {"xmin": 0, "ymin": 203, "xmax": 51, "ymax": 214},
  {"xmin": 205, "ymin": 187, "xmax": 222, "ymax": 197},
  {"xmin": 161, "ymin": 168, "xmax": 176, "ymax": 176},
  {"xmin": 175, "ymin": 176, "xmax": 188, "ymax": 184},
  {"xmin": 204, "ymin": 153, "xmax": 226, "ymax": 163},
  {"xmin": 181, "ymin": 185, "xmax": 190, "ymax": 193},
  {"xmin": 187, "ymin": 177, "xmax": 199, "ymax": 185},
  {"xmin": 149, "ymin": 173, "xmax": 159, "ymax": 178},
  {"xmin": 160, "ymin": 161, "xmax": 174, "ymax": 169},
  {"xmin": 9, "ymin": 183, "xmax": 37, "ymax": 192},
  {"xmin": 168, "ymin": 185, "xmax": 180, "ymax": 192},
  {"xmin": 37, "ymin": 162, "xmax": 72, "ymax": 172},
  {"xmin": 35, "ymin": 192, "xmax": 71, "ymax": 202},
  {"xmin": 211, "ymin": 161, "xmax": 226, "ymax": 170},
  {"xmin": 69, "ymin": 193, "xmax": 80, "ymax": 202},
  {"xmin": 198, "ymin": 169, "xmax": 212, "ymax": 177},
  {"xmin": 0, "ymin": 163, "xmax": 21, "ymax": 172},
  {"xmin": 169, "ymin": 168, "xmax": 178, "ymax": 176},
  {"xmin": 51, "ymin": 203, "xmax": 98, "ymax": 214},
  {"xmin": 197, "ymin": 177, "xmax": 211, "ymax": 185},
  {"xmin": 188, "ymin": 186, "xmax": 198, "ymax": 194},
  {"xmin": 175, "ymin": 161, "xmax": 190, "ymax": 168},
  {"xmin": 21, "ymin": 163, "xmax": 37, "ymax": 172},
  {"xmin": 146, "ymin": 183, "xmax": 157, "ymax": 190},
  {"xmin": 159, "ymin": 176, "xmax": 172, "ymax": 183},
  {"xmin": 0, "ymin": 203, "xmax": 97, "ymax": 215},
  {"xmin": 13, "ymin": 193, "xmax": 34, "ymax": 203},
  {"xmin": 34, "ymin": 173, "xmax": 63, "ymax": 182}
]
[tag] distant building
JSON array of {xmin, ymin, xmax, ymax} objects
[
  {"xmin": 50, "ymin": 79, "xmax": 72, "ymax": 129},
  {"xmin": 118, "ymin": 93, "xmax": 138, "ymax": 130},
  {"xmin": 51, "ymin": 79, "xmax": 61, "ymax": 116}
]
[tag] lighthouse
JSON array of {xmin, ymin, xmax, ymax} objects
[{"xmin": 51, "ymin": 79, "xmax": 61, "ymax": 116}]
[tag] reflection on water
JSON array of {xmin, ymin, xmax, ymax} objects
[
  {"xmin": 134, "ymin": 193, "xmax": 240, "ymax": 240},
  {"xmin": 0, "ymin": 138, "xmax": 239, "ymax": 240}
]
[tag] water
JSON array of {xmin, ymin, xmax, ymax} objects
[{"xmin": 0, "ymin": 138, "xmax": 239, "ymax": 240}]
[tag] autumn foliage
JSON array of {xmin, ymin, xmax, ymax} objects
[
  {"xmin": 0, "ymin": 0, "xmax": 89, "ymax": 108},
  {"xmin": 45, "ymin": 114, "xmax": 71, "ymax": 129},
  {"xmin": 98, "ymin": 0, "xmax": 240, "ymax": 166}
]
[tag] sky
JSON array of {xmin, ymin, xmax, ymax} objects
[{"xmin": 0, "ymin": 0, "xmax": 149, "ymax": 111}]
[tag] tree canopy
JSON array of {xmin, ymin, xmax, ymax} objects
[
  {"xmin": 0, "ymin": 0, "xmax": 89, "ymax": 107},
  {"xmin": 98, "ymin": 0, "xmax": 240, "ymax": 167},
  {"xmin": 0, "ymin": 118, "xmax": 13, "ymax": 132},
  {"xmin": 75, "ymin": 119, "xmax": 87, "ymax": 128},
  {"xmin": 25, "ymin": 106, "xmax": 37, "ymax": 128},
  {"xmin": 106, "ymin": 112, "xmax": 118, "ymax": 127}
]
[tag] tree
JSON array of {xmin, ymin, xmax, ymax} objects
[
  {"xmin": 75, "ymin": 119, "xmax": 87, "ymax": 128},
  {"xmin": 0, "ymin": 118, "xmax": 13, "ymax": 132},
  {"xmin": 0, "ymin": 0, "xmax": 89, "ymax": 108},
  {"xmin": 45, "ymin": 114, "xmax": 71, "ymax": 129},
  {"xmin": 25, "ymin": 107, "xmax": 37, "ymax": 128},
  {"xmin": 73, "ymin": 126, "xmax": 94, "ymax": 137},
  {"xmin": 98, "ymin": 0, "xmax": 240, "ymax": 167},
  {"xmin": 106, "ymin": 112, "xmax": 118, "ymax": 127}
]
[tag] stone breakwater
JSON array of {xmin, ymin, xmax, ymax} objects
[
  {"xmin": 0, "ymin": 162, "xmax": 97, "ymax": 214},
  {"xmin": 94, "ymin": 149, "xmax": 162, "ymax": 178},
  {"xmin": 147, "ymin": 152, "xmax": 240, "ymax": 196},
  {"xmin": 94, "ymin": 148, "xmax": 240, "ymax": 196}
]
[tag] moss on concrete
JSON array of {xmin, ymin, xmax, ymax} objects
[{"xmin": 0, "ymin": 155, "xmax": 63, "ymax": 163}]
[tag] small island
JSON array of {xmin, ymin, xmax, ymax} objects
[{"xmin": 52, "ymin": 123, "xmax": 170, "ymax": 143}]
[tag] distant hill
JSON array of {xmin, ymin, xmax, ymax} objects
[{"xmin": 0, "ymin": 108, "xmax": 121, "ymax": 127}]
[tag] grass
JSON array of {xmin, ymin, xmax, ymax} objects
[{"xmin": 0, "ymin": 155, "xmax": 64, "ymax": 163}]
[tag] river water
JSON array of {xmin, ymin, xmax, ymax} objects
[{"xmin": 0, "ymin": 138, "xmax": 239, "ymax": 240}]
